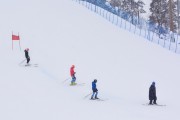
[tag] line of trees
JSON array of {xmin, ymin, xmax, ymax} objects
[
  {"xmin": 110, "ymin": 0, "xmax": 179, "ymax": 35},
  {"xmin": 110, "ymin": 0, "xmax": 146, "ymax": 25},
  {"xmin": 83, "ymin": 0, "xmax": 179, "ymax": 35},
  {"xmin": 84, "ymin": 0, "xmax": 146, "ymax": 25},
  {"xmin": 149, "ymin": 0, "xmax": 178, "ymax": 36}
]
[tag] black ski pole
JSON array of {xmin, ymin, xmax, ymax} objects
[
  {"xmin": 19, "ymin": 59, "xmax": 26, "ymax": 65},
  {"xmin": 84, "ymin": 92, "xmax": 92, "ymax": 99},
  {"xmin": 62, "ymin": 77, "xmax": 71, "ymax": 83}
]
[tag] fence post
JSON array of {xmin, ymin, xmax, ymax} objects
[
  {"xmin": 145, "ymin": 23, "xmax": 147, "ymax": 38},
  {"xmin": 134, "ymin": 24, "xmax": 137, "ymax": 34},
  {"xmin": 169, "ymin": 39, "xmax": 171, "ymax": 50},
  {"xmin": 125, "ymin": 20, "xmax": 127, "ymax": 30},
  {"xmin": 163, "ymin": 38, "xmax": 166, "ymax": 48},
  {"xmin": 175, "ymin": 34, "xmax": 178, "ymax": 53},
  {"xmin": 97, "ymin": 6, "xmax": 99, "ymax": 14},
  {"xmin": 139, "ymin": 26, "xmax": 142, "ymax": 36},
  {"xmin": 103, "ymin": 9, "xmax": 105, "ymax": 17},
  {"xmin": 116, "ymin": 14, "xmax": 118, "ymax": 26},
  {"xmin": 87, "ymin": 1, "xmax": 89, "ymax": 9},
  {"xmin": 109, "ymin": 12, "xmax": 111, "ymax": 22},
  {"xmin": 95, "ymin": 4, "xmax": 96, "ymax": 13},
  {"xmin": 112, "ymin": 13, "xmax": 114, "ymax": 24},
  {"xmin": 152, "ymin": 31, "xmax": 155, "ymax": 41},
  {"xmin": 147, "ymin": 30, "xmax": 150, "ymax": 40},
  {"xmin": 158, "ymin": 36, "xmax": 160, "ymax": 44},
  {"xmin": 106, "ymin": 10, "xmax": 107, "ymax": 19},
  {"xmin": 119, "ymin": 11, "xmax": 122, "ymax": 28},
  {"xmin": 129, "ymin": 21, "xmax": 131, "ymax": 32},
  {"xmin": 119, "ymin": 17, "xmax": 122, "ymax": 28},
  {"xmin": 91, "ymin": 3, "xmax": 92, "ymax": 11}
]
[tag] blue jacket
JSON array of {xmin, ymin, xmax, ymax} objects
[{"xmin": 92, "ymin": 81, "xmax": 97, "ymax": 90}]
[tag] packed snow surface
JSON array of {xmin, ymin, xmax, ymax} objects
[{"xmin": 0, "ymin": 0, "xmax": 180, "ymax": 120}]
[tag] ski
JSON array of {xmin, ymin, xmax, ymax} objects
[
  {"xmin": 24, "ymin": 64, "xmax": 38, "ymax": 67},
  {"xmin": 18, "ymin": 59, "xmax": 26, "ymax": 65},
  {"xmin": 70, "ymin": 83, "xmax": 85, "ymax": 86},
  {"xmin": 90, "ymin": 98, "xmax": 108, "ymax": 101},
  {"xmin": 25, "ymin": 64, "xmax": 31, "ymax": 67},
  {"xmin": 142, "ymin": 103, "xmax": 166, "ymax": 106}
]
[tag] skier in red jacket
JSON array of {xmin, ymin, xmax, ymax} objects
[{"xmin": 70, "ymin": 65, "xmax": 76, "ymax": 85}]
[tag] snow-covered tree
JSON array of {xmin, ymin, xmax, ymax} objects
[
  {"xmin": 149, "ymin": 0, "xmax": 168, "ymax": 35},
  {"xmin": 167, "ymin": 0, "xmax": 178, "ymax": 32},
  {"xmin": 177, "ymin": 0, "xmax": 180, "ymax": 34},
  {"xmin": 149, "ymin": 0, "xmax": 178, "ymax": 34},
  {"xmin": 110, "ymin": 0, "xmax": 145, "ymax": 24},
  {"xmin": 136, "ymin": 0, "xmax": 146, "ymax": 23},
  {"xmin": 110, "ymin": 0, "xmax": 122, "ymax": 7}
]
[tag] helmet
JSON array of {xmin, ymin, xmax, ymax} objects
[
  {"xmin": 94, "ymin": 79, "xmax": 97, "ymax": 82},
  {"xmin": 26, "ymin": 48, "xmax": 29, "ymax": 51}
]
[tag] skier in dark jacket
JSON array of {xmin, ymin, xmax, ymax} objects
[
  {"xmin": 91, "ymin": 79, "xmax": 99, "ymax": 99},
  {"xmin": 24, "ymin": 48, "xmax": 30, "ymax": 64},
  {"xmin": 149, "ymin": 82, "xmax": 157, "ymax": 105}
]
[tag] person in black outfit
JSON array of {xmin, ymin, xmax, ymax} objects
[
  {"xmin": 149, "ymin": 82, "xmax": 157, "ymax": 105},
  {"xmin": 24, "ymin": 48, "xmax": 30, "ymax": 64}
]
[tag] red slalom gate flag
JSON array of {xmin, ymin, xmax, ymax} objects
[
  {"xmin": 12, "ymin": 34, "xmax": 20, "ymax": 40},
  {"xmin": 12, "ymin": 33, "xmax": 21, "ymax": 50}
]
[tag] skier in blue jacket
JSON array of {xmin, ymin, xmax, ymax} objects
[{"xmin": 91, "ymin": 79, "xmax": 99, "ymax": 99}]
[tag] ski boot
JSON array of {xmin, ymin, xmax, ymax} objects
[
  {"xmin": 70, "ymin": 82, "xmax": 77, "ymax": 86},
  {"xmin": 95, "ymin": 97, "xmax": 99, "ymax": 99}
]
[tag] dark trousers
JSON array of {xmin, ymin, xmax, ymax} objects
[
  {"xmin": 91, "ymin": 89, "xmax": 98, "ymax": 99},
  {"xmin": 91, "ymin": 91, "xmax": 98, "ymax": 99},
  {"xmin": 71, "ymin": 76, "xmax": 76, "ymax": 84},
  {"xmin": 149, "ymin": 99, "xmax": 156, "ymax": 104},
  {"xmin": 27, "ymin": 58, "xmax": 30, "ymax": 64}
]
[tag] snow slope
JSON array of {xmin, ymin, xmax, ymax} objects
[{"xmin": 0, "ymin": 0, "xmax": 180, "ymax": 120}]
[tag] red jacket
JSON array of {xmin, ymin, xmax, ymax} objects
[{"xmin": 70, "ymin": 66, "xmax": 75, "ymax": 77}]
